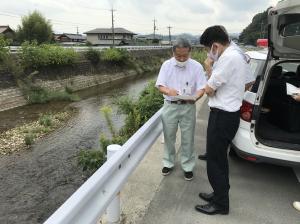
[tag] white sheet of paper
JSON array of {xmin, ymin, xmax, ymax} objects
[
  {"xmin": 286, "ymin": 83, "xmax": 300, "ymax": 95},
  {"xmin": 173, "ymin": 95, "xmax": 197, "ymax": 101}
]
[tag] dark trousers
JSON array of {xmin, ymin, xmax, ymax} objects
[{"xmin": 206, "ymin": 108, "xmax": 240, "ymax": 209}]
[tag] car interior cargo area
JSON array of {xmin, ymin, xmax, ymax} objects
[{"xmin": 256, "ymin": 62, "xmax": 300, "ymax": 150}]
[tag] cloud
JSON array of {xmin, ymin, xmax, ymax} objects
[
  {"xmin": 0, "ymin": 0, "xmax": 281, "ymax": 35},
  {"xmin": 129, "ymin": 0, "xmax": 162, "ymax": 14},
  {"xmin": 217, "ymin": 0, "xmax": 270, "ymax": 12},
  {"xmin": 178, "ymin": 1, "xmax": 214, "ymax": 14}
]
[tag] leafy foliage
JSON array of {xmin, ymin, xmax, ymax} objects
[
  {"xmin": 84, "ymin": 48, "xmax": 101, "ymax": 65},
  {"xmin": 25, "ymin": 86, "xmax": 79, "ymax": 104},
  {"xmin": 78, "ymin": 150, "xmax": 106, "ymax": 171},
  {"xmin": 101, "ymin": 48, "xmax": 130, "ymax": 64},
  {"xmin": 24, "ymin": 133, "xmax": 35, "ymax": 145},
  {"xmin": 39, "ymin": 114, "xmax": 53, "ymax": 127},
  {"xmin": 16, "ymin": 10, "xmax": 53, "ymax": 44},
  {"xmin": 239, "ymin": 8, "xmax": 270, "ymax": 45},
  {"xmin": 20, "ymin": 41, "xmax": 78, "ymax": 70},
  {"xmin": 78, "ymin": 80, "xmax": 164, "ymax": 172},
  {"xmin": 0, "ymin": 35, "xmax": 10, "ymax": 62},
  {"xmin": 191, "ymin": 50, "xmax": 206, "ymax": 65}
]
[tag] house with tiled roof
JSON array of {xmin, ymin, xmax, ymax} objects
[
  {"xmin": 84, "ymin": 27, "xmax": 136, "ymax": 45},
  {"xmin": 56, "ymin": 33, "xmax": 86, "ymax": 43}
]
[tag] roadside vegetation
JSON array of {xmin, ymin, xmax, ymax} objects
[
  {"xmin": 0, "ymin": 35, "xmax": 80, "ymax": 104},
  {"xmin": 78, "ymin": 80, "xmax": 164, "ymax": 172},
  {"xmin": 0, "ymin": 110, "xmax": 74, "ymax": 155},
  {"xmin": 84, "ymin": 47, "xmax": 132, "ymax": 66},
  {"xmin": 191, "ymin": 49, "xmax": 207, "ymax": 65},
  {"xmin": 20, "ymin": 41, "xmax": 78, "ymax": 70}
]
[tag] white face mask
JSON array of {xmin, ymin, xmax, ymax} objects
[
  {"xmin": 175, "ymin": 59, "xmax": 188, "ymax": 68},
  {"xmin": 208, "ymin": 44, "xmax": 219, "ymax": 61}
]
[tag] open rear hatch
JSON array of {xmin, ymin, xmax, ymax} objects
[
  {"xmin": 268, "ymin": 0, "xmax": 300, "ymax": 59},
  {"xmin": 254, "ymin": 1, "xmax": 300, "ymax": 150}
]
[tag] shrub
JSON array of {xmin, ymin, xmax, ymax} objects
[
  {"xmin": 191, "ymin": 49, "xmax": 207, "ymax": 65},
  {"xmin": 86, "ymin": 41, "xmax": 93, "ymax": 46},
  {"xmin": 0, "ymin": 35, "xmax": 10, "ymax": 62},
  {"xmin": 25, "ymin": 86, "xmax": 79, "ymax": 104},
  {"xmin": 78, "ymin": 150, "xmax": 106, "ymax": 171},
  {"xmin": 78, "ymin": 80, "xmax": 164, "ymax": 172},
  {"xmin": 101, "ymin": 48, "xmax": 129, "ymax": 64},
  {"xmin": 24, "ymin": 133, "xmax": 35, "ymax": 145},
  {"xmin": 20, "ymin": 41, "xmax": 78, "ymax": 70},
  {"xmin": 84, "ymin": 48, "xmax": 101, "ymax": 65},
  {"xmin": 39, "ymin": 114, "xmax": 52, "ymax": 127}
]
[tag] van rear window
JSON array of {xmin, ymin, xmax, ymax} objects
[{"xmin": 282, "ymin": 22, "xmax": 300, "ymax": 37}]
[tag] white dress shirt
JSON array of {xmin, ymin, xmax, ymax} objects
[
  {"xmin": 155, "ymin": 57, "xmax": 206, "ymax": 101},
  {"xmin": 207, "ymin": 44, "xmax": 250, "ymax": 112},
  {"xmin": 230, "ymin": 42, "xmax": 256, "ymax": 84}
]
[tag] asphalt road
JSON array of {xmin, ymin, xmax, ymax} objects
[{"xmin": 140, "ymin": 101, "xmax": 300, "ymax": 224}]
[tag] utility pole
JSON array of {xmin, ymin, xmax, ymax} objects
[
  {"xmin": 167, "ymin": 26, "xmax": 172, "ymax": 45},
  {"xmin": 111, "ymin": 8, "xmax": 116, "ymax": 47},
  {"xmin": 153, "ymin": 18, "xmax": 157, "ymax": 40},
  {"xmin": 76, "ymin": 26, "xmax": 79, "ymax": 35}
]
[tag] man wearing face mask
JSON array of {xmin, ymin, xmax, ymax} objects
[
  {"xmin": 195, "ymin": 26, "xmax": 248, "ymax": 215},
  {"xmin": 156, "ymin": 37, "xmax": 206, "ymax": 181}
]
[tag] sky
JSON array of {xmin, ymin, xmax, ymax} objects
[{"xmin": 0, "ymin": 0, "xmax": 279, "ymax": 35}]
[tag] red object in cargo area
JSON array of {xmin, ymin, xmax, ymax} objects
[
  {"xmin": 240, "ymin": 100, "xmax": 253, "ymax": 122},
  {"xmin": 257, "ymin": 39, "xmax": 268, "ymax": 47}
]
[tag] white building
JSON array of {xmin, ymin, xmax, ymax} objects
[{"xmin": 84, "ymin": 28, "xmax": 136, "ymax": 45}]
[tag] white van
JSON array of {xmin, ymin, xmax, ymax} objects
[{"xmin": 231, "ymin": 0, "xmax": 300, "ymax": 166}]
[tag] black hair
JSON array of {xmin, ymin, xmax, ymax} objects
[{"xmin": 199, "ymin": 25, "xmax": 230, "ymax": 47}]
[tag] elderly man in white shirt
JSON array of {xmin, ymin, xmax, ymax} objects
[
  {"xmin": 156, "ymin": 37, "xmax": 206, "ymax": 181},
  {"xmin": 195, "ymin": 26, "xmax": 251, "ymax": 215}
]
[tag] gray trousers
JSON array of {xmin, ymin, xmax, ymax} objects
[{"xmin": 161, "ymin": 101, "xmax": 196, "ymax": 172}]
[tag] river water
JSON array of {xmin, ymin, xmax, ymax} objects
[{"xmin": 0, "ymin": 73, "xmax": 157, "ymax": 224}]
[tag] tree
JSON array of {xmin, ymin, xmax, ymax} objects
[
  {"xmin": 239, "ymin": 8, "xmax": 271, "ymax": 46},
  {"xmin": 16, "ymin": 10, "xmax": 53, "ymax": 44}
]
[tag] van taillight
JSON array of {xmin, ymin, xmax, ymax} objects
[{"xmin": 240, "ymin": 101, "xmax": 253, "ymax": 122}]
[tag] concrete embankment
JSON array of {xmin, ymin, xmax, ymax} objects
[{"xmin": 0, "ymin": 49, "xmax": 171, "ymax": 112}]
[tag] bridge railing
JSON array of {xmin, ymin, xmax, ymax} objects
[{"xmin": 44, "ymin": 108, "xmax": 163, "ymax": 224}]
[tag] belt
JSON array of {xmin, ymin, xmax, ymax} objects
[
  {"xmin": 167, "ymin": 100, "xmax": 195, "ymax": 105},
  {"xmin": 210, "ymin": 107, "xmax": 240, "ymax": 113}
]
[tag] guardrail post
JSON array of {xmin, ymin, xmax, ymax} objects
[{"xmin": 106, "ymin": 144, "xmax": 122, "ymax": 223}]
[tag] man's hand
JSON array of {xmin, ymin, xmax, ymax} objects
[
  {"xmin": 205, "ymin": 85, "xmax": 215, "ymax": 96},
  {"xmin": 167, "ymin": 88, "xmax": 179, "ymax": 96},
  {"xmin": 195, "ymin": 89, "xmax": 205, "ymax": 101},
  {"xmin": 292, "ymin": 94, "xmax": 300, "ymax": 102},
  {"xmin": 204, "ymin": 57, "xmax": 214, "ymax": 78},
  {"xmin": 158, "ymin": 86, "xmax": 178, "ymax": 96}
]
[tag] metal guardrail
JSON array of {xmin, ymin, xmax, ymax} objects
[
  {"xmin": 44, "ymin": 108, "xmax": 163, "ymax": 224},
  {"xmin": 8, "ymin": 45, "xmax": 171, "ymax": 53}
]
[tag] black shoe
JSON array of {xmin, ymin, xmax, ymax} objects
[
  {"xmin": 162, "ymin": 167, "xmax": 173, "ymax": 176},
  {"xmin": 199, "ymin": 192, "xmax": 214, "ymax": 202},
  {"xmin": 198, "ymin": 153, "xmax": 207, "ymax": 160},
  {"xmin": 195, "ymin": 203, "xmax": 229, "ymax": 215},
  {"xmin": 184, "ymin": 171, "xmax": 193, "ymax": 181}
]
